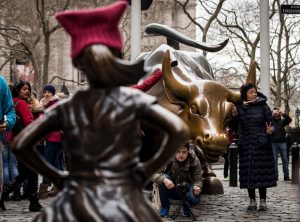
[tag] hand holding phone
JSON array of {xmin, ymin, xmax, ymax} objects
[{"xmin": 0, "ymin": 116, "xmax": 7, "ymax": 132}]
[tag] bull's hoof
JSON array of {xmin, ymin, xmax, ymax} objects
[{"xmin": 201, "ymin": 176, "xmax": 224, "ymax": 194}]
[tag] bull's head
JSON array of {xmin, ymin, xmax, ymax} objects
[{"xmin": 162, "ymin": 50, "xmax": 241, "ymax": 162}]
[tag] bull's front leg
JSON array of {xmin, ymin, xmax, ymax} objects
[
  {"xmin": 201, "ymin": 163, "xmax": 224, "ymax": 194},
  {"xmin": 194, "ymin": 146, "xmax": 224, "ymax": 195}
]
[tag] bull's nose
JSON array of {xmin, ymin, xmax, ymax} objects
[
  {"xmin": 203, "ymin": 132, "xmax": 227, "ymax": 144},
  {"xmin": 203, "ymin": 132, "xmax": 212, "ymax": 143},
  {"xmin": 196, "ymin": 132, "xmax": 229, "ymax": 153}
]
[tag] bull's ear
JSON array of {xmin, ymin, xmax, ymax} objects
[
  {"xmin": 246, "ymin": 61, "xmax": 256, "ymax": 84},
  {"xmin": 162, "ymin": 50, "xmax": 189, "ymax": 106},
  {"xmin": 227, "ymin": 89, "xmax": 241, "ymax": 103},
  {"xmin": 164, "ymin": 85, "xmax": 186, "ymax": 106}
]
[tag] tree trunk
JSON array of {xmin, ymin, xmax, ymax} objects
[
  {"xmin": 42, "ymin": 33, "xmax": 50, "ymax": 89},
  {"xmin": 274, "ymin": 0, "xmax": 284, "ymax": 108},
  {"xmin": 29, "ymin": 52, "xmax": 41, "ymax": 93}
]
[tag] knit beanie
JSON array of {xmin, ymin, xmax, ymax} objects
[
  {"xmin": 43, "ymin": 84, "xmax": 56, "ymax": 95},
  {"xmin": 55, "ymin": 0, "xmax": 127, "ymax": 59}
]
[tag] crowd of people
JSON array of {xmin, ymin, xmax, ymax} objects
[
  {"xmin": 0, "ymin": 2, "xmax": 295, "ymax": 219},
  {"xmin": 0, "ymin": 79, "xmax": 67, "ymax": 211},
  {"xmin": 0, "ymin": 78, "xmax": 294, "ymax": 217}
]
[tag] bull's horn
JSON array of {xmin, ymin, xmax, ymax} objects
[
  {"xmin": 146, "ymin": 23, "xmax": 228, "ymax": 52},
  {"xmin": 162, "ymin": 50, "xmax": 189, "ymax": 104},
  {"xmin": 246, "ymin": 61, "xmax": 257, "ymax": 84}
]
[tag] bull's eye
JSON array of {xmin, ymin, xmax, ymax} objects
[{"xmin": 190, "ymin": 104, "xmax": 199, "ymax": 115}]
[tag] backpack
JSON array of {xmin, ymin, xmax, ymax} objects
[{"xmin": 12, "ymin": 100, "xmax": 26, "ymax": 135}]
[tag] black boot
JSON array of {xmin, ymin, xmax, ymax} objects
[
  {"xmin": 10, "ymin": 189, "xmax": 22, "ymax": 201},
  {"xmin": 1, "ymin": 191, "xmax": 10, "ymax": 201},
  {"xmin": 0, "ymin": 194, "xmax": 6, "ymax": 211},
  {"xmin": 5, "ymin": 178, "xmax": 21, "ymax": 201},
  {"xmin": 29, "ymin": 193, "xmax": 42, "ymax": 212}
]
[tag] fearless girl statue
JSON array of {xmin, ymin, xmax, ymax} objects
[{"xmin": 11, "ymin": 1, "xmax": 189, "ymax": 221}]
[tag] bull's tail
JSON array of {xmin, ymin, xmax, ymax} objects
[{"xmin": 145, "ymin": 23, "xmax": 228, "ymax": 52}]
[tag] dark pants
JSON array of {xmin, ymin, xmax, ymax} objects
[
  {"xmin": 272, "ymin": 142, "xmax": 289, "ymax": 178},
  {"xmin": 14, "ymin": 162, "xmax": 38, "ymax": 196},
  {"xmin": 247, "ymin": 188, "xmax": 267, "ymax": 199},
  {"xmin": 42, "ymin": 142, "xmax": 64, "ymax": 185},
  {"xmin": 158, "ymin": 175, "xmax": 200, "ymax": 209}
]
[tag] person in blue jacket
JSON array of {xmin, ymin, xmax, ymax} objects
[{"xmin": 0, "ymin": 75, "xmax": 16, "ymax": 210}]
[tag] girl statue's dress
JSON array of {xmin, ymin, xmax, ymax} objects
[{"xmin": 10, "ymin": 1, "xmax": 189, "ymax": 221}]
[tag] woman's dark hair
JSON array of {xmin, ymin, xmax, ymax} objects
[
  {"xmin": 73, "ymin": 45, "xmax": 146, "ymax": 88},
  {"xmin": 12, "ymin": 80, "xmax": 32, "ymax": 98},
  {"xmin": 240, "ymin": 83, "xmax": 257, "ymax": 101}
]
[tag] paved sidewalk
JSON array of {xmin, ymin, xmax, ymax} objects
[
  {"xmin": 164, "ymin": 164, "xmax": 300, "ymax": 222},
  {"xmin": 0, "ymin": 165, "xmax": 299, "ymax": 222}
]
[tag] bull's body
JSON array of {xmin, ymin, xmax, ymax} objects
[
  {"xmin": 139, "ymin": 44, "xmax": 239, "ymax": 164},
  {"xmin": 137, "ymin": 24, "xmax": 242, "ymax": 194}
]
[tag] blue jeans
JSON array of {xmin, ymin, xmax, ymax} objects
[
  {"xmin": 2, "ymin": 144, "xmax": 19, "ymax": 185},
  {"xmin": 272, "ymin": 142, "xmax": 289, "ymax": 178},
  {"xmin": 158, "ymin": 175, "xmax": 200, "ymax": 209},
  {"xmin": 42, "ymin": 142, "xmax": 64, "ymax": 185}
]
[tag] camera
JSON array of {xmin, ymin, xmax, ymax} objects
[{"xmin": 176, "ymin": 181, "xmax": 189, "ymax": 194}]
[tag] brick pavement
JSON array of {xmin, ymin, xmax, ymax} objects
[
  {"xmin": 164, "ymin": 164, "xmax": 300, "ymax": 222},
  {"xmin": 0, "ymin": 164, "xmax": 299, "ymax": 222}
]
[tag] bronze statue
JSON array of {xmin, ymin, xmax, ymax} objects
[
  {"xmin": 10, "ymin": 1, "xmax": 189, "ymax": 221},
  {"xmin": 137, "ymin": 24, "xmax": 256, "ymax": 194}
]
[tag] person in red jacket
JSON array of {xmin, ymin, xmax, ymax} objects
[
  {"xmin": 38, "ymin": 84, "xmax": 64, "ymax": 198},
  {"xmin": 9, "ymin": 80, "xmax": 42, "ymax": 212}
]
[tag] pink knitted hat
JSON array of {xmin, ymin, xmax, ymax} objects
[{"xmin": 55, "ymin": 0, "xmax": 127, "ymax": 59}]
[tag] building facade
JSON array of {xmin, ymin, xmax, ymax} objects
[{"xmin": 0, "ymin": 0, "xmax": 196, "ymax": 95}]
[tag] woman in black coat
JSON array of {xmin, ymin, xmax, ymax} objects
[{"xmin": 231, "ymin": 83, "xmax": 277, "ymax": 211}]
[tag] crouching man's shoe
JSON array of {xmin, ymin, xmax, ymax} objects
[
  {"xmin": 159, "ymin": 207, "xmax": 169, "ymax": 217},
  {"xmin": 284, "ymin": 177, "xmax": 291, "ymax": 181},
  {"xmin": 258, "ymin": 199, "xmax": 267, "ymax": 211},
  {"xmin": 246, "ymin": 199, "xmax": 257, "ymax": 210}
]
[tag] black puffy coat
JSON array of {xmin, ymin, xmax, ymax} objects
[{"xmin": 232, "ymin": 93, "xmax": 277, "ymax": 189}]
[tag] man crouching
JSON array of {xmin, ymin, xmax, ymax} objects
[{"xmin": 152, "ymin": 143, "xmax": 202, "ymax": 218}]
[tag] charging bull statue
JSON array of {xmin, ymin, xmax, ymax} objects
[{"xmin": 137, "ymin": 24, "xmax": 254, "ymax": 194}]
